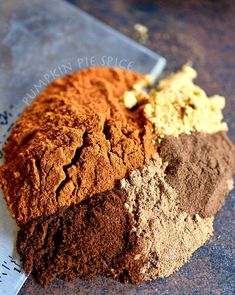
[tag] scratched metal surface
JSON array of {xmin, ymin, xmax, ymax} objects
[{"xmin": 0, "ymin": 0, "xmax": 165, "ymax": 111}]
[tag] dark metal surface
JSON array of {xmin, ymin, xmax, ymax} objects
[
  {"xmin": 2, "ymin": 0, "xmax": 235, "ymax": 294},
  {"xmin": 0, "ymin": 0, "xmax": 164, "ymax": 110}
]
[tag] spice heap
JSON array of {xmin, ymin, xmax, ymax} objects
[
  {"xmin": 124, "ymin": 65, "xmax": 227, "ymax": 138},
  {"xmin": 0, "ymin": 66, "xmax": 234, "ymax": 286},
  {"xmin": 0, "ymin": 68, "xmax": 155, "ymax": 225}
]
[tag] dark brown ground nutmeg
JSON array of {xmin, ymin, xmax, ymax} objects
[{"xmin": 17, "ymin": 188, "xmax": 145, "ymax": 286}]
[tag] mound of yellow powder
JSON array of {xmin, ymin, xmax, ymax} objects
[{"xmin": 124, "ymin": 65, "xmax": 228, "ymax": 139}]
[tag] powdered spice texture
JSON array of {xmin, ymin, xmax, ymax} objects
[
  {"xmin": 158, "ymin": 132, "xmax": 235, "ymax": 217},
  {"xmin": 0, "ymin": 67, "xmax": 155, "ymax": 225},
  {"xmin": 0, "ymin": 66, "xmax": 234, "ymax": 287},
  {"xmin": 124, "ymin": 65, "xmax": 227, "ymax": 138},
  {"xmin": 121, "ymin": 155, "xmax": 213, "ymax": 279},
  {"xmin": 17, "ymin": 189, "xmax": 144, "ymax": 286},
  {"xmin": 16, "ymin": 131, "xmax": 233, "ymax": 286}
]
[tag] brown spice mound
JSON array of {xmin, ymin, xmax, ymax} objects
[
  {"xmin": 0, "ymin": 67, "xmax": 155, "ymax": 225},
  {"xmin": 2, "ymin": 66, "xmax": 235, "ymax": 287},
  {"xmin": 158, "ymin": 131, "xmax": 235, "ymax": 217},
  {"xmin": 121, "ymin": 155, "xmax": 213, "ymax": 280},
  {"xmin": 16, "ymin": 131, "xmax": 234, "ymax": 286},
  {"xmin": 17, "ymin": 188, "xmax": 144, "ymax": 286}
]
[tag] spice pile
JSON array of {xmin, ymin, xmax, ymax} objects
[{"xmin": 0, "ymin": 66, "xmax": 234, "ymax": 286}]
